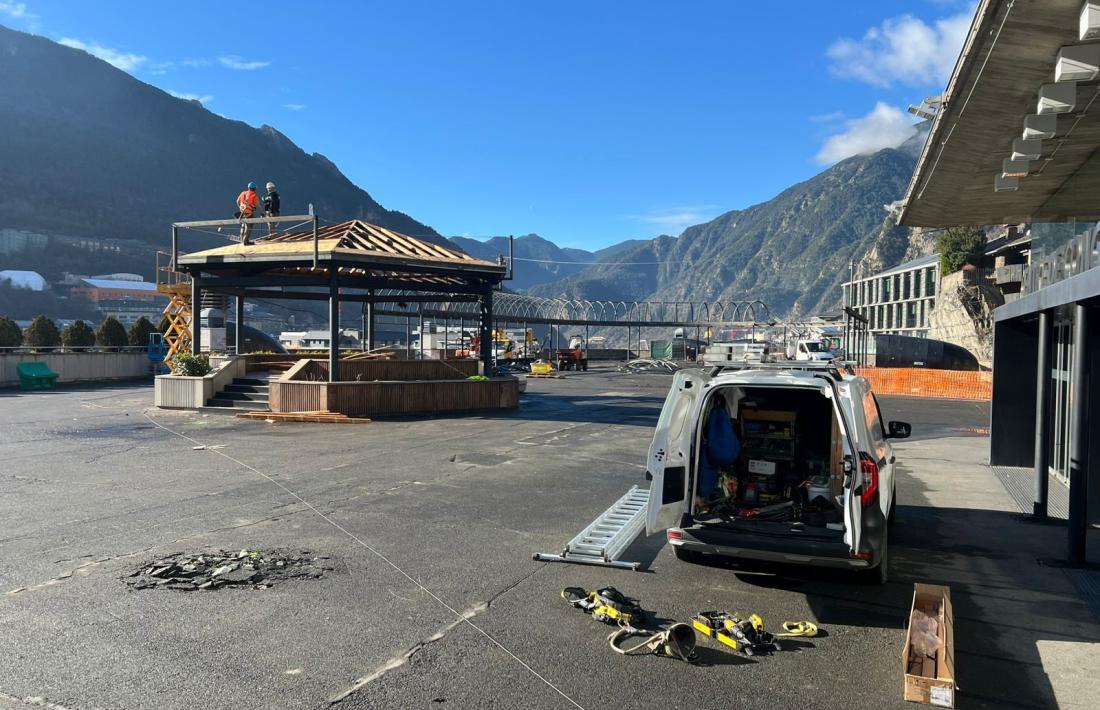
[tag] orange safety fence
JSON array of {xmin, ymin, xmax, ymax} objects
[{"xmin": 854, "ymin": 367, "xmax": 992, "ymax": 401}]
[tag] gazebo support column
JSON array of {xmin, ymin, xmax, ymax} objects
[
  {"xmin": 366, "ymin": 296, "xmax": 376, "ymax": 351},
  {"xmin": 191, "ymin": 277, "xmax": 202, "ymax": 356},
  {"xmin": 235, "ymin": 294, "xmax": 245, "ymax": 355},
  {"xmin": 328, "ymin": 278, "xmax": 340, "ymax": 382},
  {"xmin": 479, "ymin": 290, "xmax": 494, "ymax": 375}
]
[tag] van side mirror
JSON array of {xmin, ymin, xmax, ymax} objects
[{"xmin": 887, "ymin": 421, "xmax": 911, "ymax": 439}]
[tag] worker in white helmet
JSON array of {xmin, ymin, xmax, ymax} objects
[{"xmin": 263, "ymin": 181, "xmax": 280, "ymax": 235}]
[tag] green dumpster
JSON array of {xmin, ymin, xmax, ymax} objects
[{"xmin": 16, "ymin": 362, "xmax": 59, "ymax": 391}]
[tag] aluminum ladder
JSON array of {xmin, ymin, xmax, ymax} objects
[{"xmin": 534, "ymin": 486, "xmax": 650, "ymax": 570}]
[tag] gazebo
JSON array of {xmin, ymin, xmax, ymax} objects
[{"xmin": 175, "ymin": 219, "xmax": 507, "ymax": 380}]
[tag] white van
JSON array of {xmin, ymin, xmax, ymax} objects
[
  {"xmin": 793, "ymin": 339, "xmax": 833, "ymax": 361},
  {"xmin": 645, "ymin": 363, "xmax": 910, "ymax": 583}
]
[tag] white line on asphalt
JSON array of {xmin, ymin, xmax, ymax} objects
[{"xmin": 141, "ymin": 410, "xmax": 586, "ymax": 709}]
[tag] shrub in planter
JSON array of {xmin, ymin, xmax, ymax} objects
[
  {"xmin": 62, "ymin": 319, "xmax": 96, "ymax": 349},
  {"xmin": 172, "ymin": 353, "xmax": 212, "ymax": 376}
]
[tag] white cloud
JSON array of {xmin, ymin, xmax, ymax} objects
[
  {"xmin": 218, "ymin": 55, "xmax": 270, "ymax": 71},
  {"xmin": 58, "ymin": 37, "xmax": 146, "ymax": 72},
  {"xmin": 816, "ymin": 102, "xmax": 917, "ymax": 164},
  {"xmin": 0, "ymin": 1, "xmax": 28, "ymax": 18},
  {"xmin": 284, "ymin": 103, "xmax": 306, "ymax": 111},
  {"xmin": 809, "ymin": 111, "xmax": 845, "ymax": 124},
  {"xmin": 168, "ymin": 90, "xmax": 213, "ymax": 104},
  {"xmin": 629, "ymin": 206, "xmax": 718, "ymax": 234},
  {"xmin": 826, "ymin": 10, "xmax": 972, "ymax": 87}
]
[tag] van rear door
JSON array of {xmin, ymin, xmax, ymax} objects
[
  {"xmin": 834, "ymin": 385, "xmax": 862, "ymax": 556},
  {"xmin": 645, "ymin": 368, "xmax": 709, "ymax": 535}
]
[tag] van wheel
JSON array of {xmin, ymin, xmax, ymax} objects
[{"xmin": 673, "ymin": 546, "xmax": 701, "ymax": 563}]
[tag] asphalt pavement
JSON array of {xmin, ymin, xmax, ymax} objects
[{"xmin": 4, "ymin": 367, "xmax": 1087, "ymax": 710}]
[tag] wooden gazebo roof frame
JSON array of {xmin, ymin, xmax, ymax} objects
[{"xmin": 171, "ymin": 216, "xmax": 507, "ymax": 376}]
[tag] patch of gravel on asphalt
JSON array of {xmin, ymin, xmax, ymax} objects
[{"xmin": 122, "ymin": 549, "xmax": 336, "ymax": 591}]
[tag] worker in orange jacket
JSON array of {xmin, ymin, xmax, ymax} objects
[{"xmin": 236, "ymin": 181, "xmax": 260, "ymax": 244}]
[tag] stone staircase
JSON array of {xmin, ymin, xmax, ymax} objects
[{"xmin": 206, "ymin": 376, "xmax": 270, "ymax": 411}]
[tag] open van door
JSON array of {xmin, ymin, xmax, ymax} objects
[{"xmin": 646, "ymin": 369, "xmax": 709, "ymax": 535}]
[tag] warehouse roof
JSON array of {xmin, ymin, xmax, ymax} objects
[{"xmin": 81, "ymin": 278, "xmax": 158, "ymax": 291}]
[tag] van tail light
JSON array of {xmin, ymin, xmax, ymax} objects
[
  {"xmin": 859, "ymin": 453, "xmax": 879, "ymax": 507},
  {"xmin": 667, "ymin": 529, "xmax": 683, "ymax": 541}
]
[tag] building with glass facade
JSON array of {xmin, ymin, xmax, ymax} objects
[{"xmin": 841, "ymin": 255, "xmax": 938, "ymax": 338}]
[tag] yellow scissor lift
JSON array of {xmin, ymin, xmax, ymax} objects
[{"xmin": 156, "ymin": 251, "xmax": 193, "ymax": 373}]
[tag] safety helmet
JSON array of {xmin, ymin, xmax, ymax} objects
[
  {"xmin": 266, "ymin": 182, "xmax": 276, "ymax": 191},
  {"xmin": 247, "ymin": 181, "xmax": 257, "ymax": 190}
]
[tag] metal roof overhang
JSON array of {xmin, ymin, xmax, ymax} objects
[{"xmin": 900, "ymin": 0, "xmax": 1100, "ymax": 227}]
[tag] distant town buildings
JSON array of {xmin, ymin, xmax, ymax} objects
[{"xmin": 279, "ymin": 329, "xmax": 361, "ymax": 351}]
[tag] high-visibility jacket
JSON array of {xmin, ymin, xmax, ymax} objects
[{"xmin": 237, "ymin": 189, "xmax": 259, "ymax": 216}]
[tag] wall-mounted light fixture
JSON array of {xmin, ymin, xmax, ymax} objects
[
  {"xmin": 1038, "ymin": 81, "xmax": 1078, "ymax": 114},
  {"xmin": 1023, "ymin": 113, "xmax": 1059, "ymax": 140},
  {"xmin": 1081, "ymin": 2, "xmax": 1100, "ymax": 41},
  {"xmin": 995, "ymin": 175, "xmax": 1020, "ymax": 192},
  {"xmin": 1055, "ymin": 44, "xmax": 1100, "ymax": 81},
  {"xmin": 1011, "ymin": 137, "xmax": 1043, "ymax": 161},
  {"xmin": 1002, "ymin": 157, "xmax": 1030, "ymax": 178}
]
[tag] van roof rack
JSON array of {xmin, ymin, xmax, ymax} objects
[{"xmin": 706, "ymin": 359, "xmax": 857, "ymax": 382}]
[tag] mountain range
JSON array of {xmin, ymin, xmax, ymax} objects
[
  {"xmin": 0, "ymin": 23, "xmax": 448, "ymax": 283},
  {"xmin": 449, "ymin": 234, "xmax": 644, "ymax": 292},
  {"xmin": 0, "ymin": 23, "xmax": 923, "ymax": 320}
]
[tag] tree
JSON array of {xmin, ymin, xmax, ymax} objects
[
  {"xmin": 0, "ymin": 316, "xmax": 21, "ymax": 347},
  {"xmin": 23, "ymin": 315, "xmax": 61, "ymax": 348},
  {"xmin": 62, "ymin": 319, "xmax": 96, "ymax": 349},
  {"xmin": 96, "ymin": 316, "xmax": 129, "ymax": 348},
  {"xmin": 937, "ymin": 226, "xmax": 987, "ymax": 275},
  {"xmin": 157, "ymin": 314, "xmax": 171, "ymax": 336},
  {"xmin": 128, "ymin": 316, "xmax": 157, "ymax": 347}
]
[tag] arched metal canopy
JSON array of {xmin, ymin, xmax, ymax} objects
[{"xmin": 371, "ymin": 290, "xmax": 771, "ymax": 327}]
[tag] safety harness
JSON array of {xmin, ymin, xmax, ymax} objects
[
  {"xmin": 561, "ymin": 586, "xmax": 643, "ymax": 630},
  {"xmin": 691, "ymin": 611, "xmax": 782, "ymax": 656}
]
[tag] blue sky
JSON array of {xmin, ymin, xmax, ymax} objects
[{"xmin": 2, "ymin": 1, "xmax": 973, "ymax": 249}]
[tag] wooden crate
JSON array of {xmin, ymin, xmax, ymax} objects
[{"xmin": 903, "ymin": 583, "xmax": 956, "ymax": 707}]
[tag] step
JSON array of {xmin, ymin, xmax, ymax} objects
[
  {"xmin": 216, "ymin": 391, "xmax": 269, "ymax": 403},
  {"xmin": 233, "ymin": 377, "xmax": 270, "ymax": 387},
  {"xmin": 206, "ymin": 398, "xmax": 269, "ymax": 411},
  {"xmin": 223, "ymin": 383, "xmax": 270, "ymax": 394}
]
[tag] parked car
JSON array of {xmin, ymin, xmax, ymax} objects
[{"xmin": 645, "ymin": 363, "xmax": 910, "ymax": 584}]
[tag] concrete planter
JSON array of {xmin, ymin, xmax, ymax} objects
[{"xmin": 154, "ymin": 357, "xmax": 246, "ymax": 409}]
